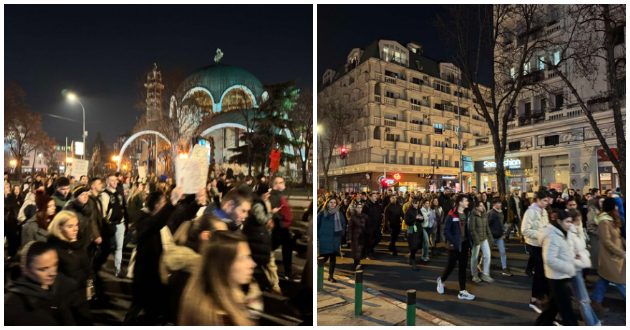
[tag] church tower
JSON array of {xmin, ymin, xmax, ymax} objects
[{"xmin": 145, "ymin": 63, "xmax": 164, "ymax": 121}]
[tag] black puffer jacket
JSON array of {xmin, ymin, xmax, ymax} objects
[
  {"xmin": 385, "ymin": 203, "xmax": 404, "ymax": 227},
  {"xmin": 47, "ymin": 235, "xmax": 92, "ymax": 291},
  {"xmin": 4, "ymin": 274, "xmax": 92, "ymax": 325},
  {"xmin": 242, "ymin": 194, "xmax": 272, "ymax": 266},
  {"xmin": 364, "ymin": 199, "xmax": 382, "ymax": 234}
]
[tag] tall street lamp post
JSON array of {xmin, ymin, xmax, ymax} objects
[{"xmin": 67, "ymin": 93, "xmax": 86, "ymax": 160}]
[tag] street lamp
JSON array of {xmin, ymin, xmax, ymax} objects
[
  {"xmin": 67, "ymin": 93, "xmax": 86, "ymax": 160},
  {"xmin": 179, "ymin": 153, "xmax": 189, "ymax": 159},
  {"xmin": 10, "ymin": 159, "xmax": 17, "ymax": 167},
  {"xmin": 112, "ymin": 155, "xmax": 120, "ymax": 162},
  {"xmin": 66, "ymin": 157, "xmax": 74, "ymax": 163}
]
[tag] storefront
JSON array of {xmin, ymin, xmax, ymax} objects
[
  {"xmin": 541, "ymin": 155, "xmax": 570, "ymax": 192},
  {"xmin": 597, "ymin": 147, "xmax": 620, "ymax": 191},
  {"xmin": 429, "ymin": 174, "xmax": 460, "ymax": 192},
  {"xmin": 474, "ymin": 156, "xmax": 534, "ymax": 192}
]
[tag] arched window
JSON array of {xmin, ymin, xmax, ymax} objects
[
  {"xmin": 373, "ymin": 127, "xmax": 381, "ymax": 140},
  {"xmin": 221, "ymin": 87, "xmax": 254, "ymax": 112},
  {"xmin": 188, "ymin": 89, "xmax": 214, "ymax": 114}
]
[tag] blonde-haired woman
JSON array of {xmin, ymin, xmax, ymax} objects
[
  {"xmin": 47, "ymin": 210, "xmax": 93, "ymax": 299},
  {"xmin": 178, "ymin": 231, "xmax": 262, "ymax": 326}
]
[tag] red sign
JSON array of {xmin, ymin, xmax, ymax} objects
[
  {"xmin": 597, "ymin": 148, "xmax": 618, "ymax": 162},
  {"xmin": 269, "ymin": 149, "xmax": 281, "ymax": 174},
  {"xmin": 393, "ymin": 173, "xmax": 402, "ymax": 181}
]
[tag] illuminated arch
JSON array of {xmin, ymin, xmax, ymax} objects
[
  {"xmin": 219, "ymin": 85, "xmax": 258, "ymax": 112},
  {"xmin": 199, "ymin": 123, "xmax": 251, "ymax": 137},
  {"xmin": 182, "ymin": 87, "xmax": 215, "ymax": 114},
  {"xmin": 117, "ymin": 130, "xmax": 171, "ymax": 171}
]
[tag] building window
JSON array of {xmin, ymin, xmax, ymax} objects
[
  {"xmin": 399, "ymin": 156, "xmax": 405, "ymax": 164},
  {"xmin": 411, "ymin": 98, "xmax": 421, "ymax": 105},
  {"xmin": 509, "ymin": 141, "xmax": 521, "ymax": 151},
  {"xmin": 433, "ymin": 81, "xmax": 451, "ymax": 94},
  {"xmin": 412, "ymin": 77, "xmax": 422, "ymax": 85},
  {"xmin": 433, "ymin": 123, "xmax": 443, "ymax": 129},
  {"xmin": 386, "ymin": 133, "xmax": 400, "ymax": 142},
  {"xmin": 386, "ymin": 91, "xmax": 395, "ymax": 98},
  {"xmin": 524, "ymin": 102, "xmax": 531, "ymax": 116},
  {"xmin": 538, "ymin": 56, "xmax": 545, "ymax": 70},
  {"xmin": 373, "ymin": 127, "xmax": 381, "ymax": 140},
  {"xmin": 553, "ymin": 50, "xmax": 561, "ymax": 66},
  {"xmin": 455, "ymin": 161, "xmax": 460, "ymax": 168},
  {"xmin": 438, "ymin": 159, "xmax": 443, "ymax": 167},
  {"xmin": 510, "ymin": 67, "xmax": 516, "ymax": 79},
  {"xmin": 545, "ymin": 135, "xmax": 560, "ymax": 146},
  {"xmin": 409, "ymin": 157, "xmax": 415, "ymax": 165},
  {"xmin": 541, "ymin": 99, "xmax": 547, "ymax": 111},
  {"xmin": 445, "ymin": 160, "xmax": 449, "ymax": 167},
  {"xmin": 410, "ymin": 137, "xmax": 419, "ymax": 144},
  {"xmin": 391, "ymin": 155, "xmax": 396, "ymax": 163}
]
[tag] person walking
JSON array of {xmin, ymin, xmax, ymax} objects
[
  {"xmin": 364, "ymin": 192, "xmax": 383, "ymax": 259},
  {"xmin": 51, "ymin": 177, "xmax": 71, "ymax": 213},
  {"xmin": 522, "ymin": 190, "xmax": 552, "ymax": 312},
  {"xmin": 431, "ymin": 196, "xmax": 445, "ymax": 257},
  {"xmin": 586, "ymin": 196, "xmax": 604, "ymax": 274},
  {"xmin": 47, "ymin": 211, "xmax": 93, "ymax": 302},
  {"xmin": 487, "ymin": 198, "xmax": 513, "ymax": 276},
  {"xmin": 269, "ymin": 176, "xmax": 297, "ymax": 281},
  {"xmin": 566, "ymin": 210, "xmax": 600, "ymax": 325},
  {"xmin": 437, "ymin": 195, "xmax": 475, "ymax": 300},
  {"xmin": 419, "ymin": 199, "xmax": 436, "ymax": 262},
  {"xmin": 22, "ymin": 191, "xmax": 56, "ymax": 246},
  {"xmin": 348, "ymin": 203, "xmax": 370, "ymax": 270},
  {"xmin": 384, "ymin": 195, "xmax": 404, "ymax": 256},
  {"xmin": 590, "ymin": 197, "xmax": 626, "ymax": 312},
  {"xmin": 100, "ymin": 174, "xmax": 127, "ymax": 277},
  {"xmin": 317, "ymin": 198, "xmax": 346, "ymax": 282},
  {"xmin": 405, "ymin": 198, "xmax": 424, "ymax": 271},
  {"xmin": 535, "ymin": 210, "xmax": 578, "ymax": 326},
  {"xmin": 506, "ymin": 187, "xmax": 524, "ymax": 243},
  {"xmin": 5, "ymin": 241, "xmax": 92, "ymax": 325},
  {"xmin": 470, "ymin": 201, "xmax": 494, "ymax": 283}
]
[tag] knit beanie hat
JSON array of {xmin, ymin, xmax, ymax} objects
[
  {"xmin": 602, "ymin": 197, "xmax": 617, "ymax": 212},
  {"xmin": 72, "ymin": 185, "xmax": 89, "ymax": 198},
  {"xmin": 35, "ymin": 190, "xmax": 53, "ymax": 211}
]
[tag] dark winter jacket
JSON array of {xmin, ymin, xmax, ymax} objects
[
  {"xmin": 444, "ymin": 208, "xmax": 472, "ymax": 251},
  {"xmin": 127, "ymin": 193, "xmax": 145, "ymax": 225},
  {"xmin": 243, "ymin": 194, "xmax": 272, "ymax": 266},
  {"xmin": 132, "ymin": 202, "xmax": 176, "ymax": 306},
  {"xmin": 438, "ymin": 194, "xmax": 453, "ymax": 216},
  {"xmin": 166, "ymin": 194, "xmax": 201, "ymax": 234},
  {"xmin": 364, "ymin": 199, "xmax": 382, "ymax": 234},
  {"xmin": 404, "ymin": 206, "xmax": 424, "ymax": 250},
  {"xmin": 317, "ymin": 207, "xmax": 346, "ymax": 255},
  {"xmin": 348, "ymin": 212, "xmax": 370, "ymax": 260},
  {"xmin": 63, "ymin": 198, "xmax": 94, "ymax": 243},
  {"xmin": 4, "ymin": 274, "xmax": 92, "ymax": 326},
  {"xmin": 47, "ymin": 234, "xmax": 92, "ymax": 291},
  {"xmin": 487, "ymin": 208, "xmax": 505, "ymax": 239},
  {"xmin": 469, "ymin": 209, "xmax": 492, "ymax": 246},
  {"xmin": 385, "ymin": 203, "xmax": 404, "ymax": 227}
]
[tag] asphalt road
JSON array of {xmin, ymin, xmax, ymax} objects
[{"xmin": 329, "ymin": 233, "xmax": 625, "ymax": 326}]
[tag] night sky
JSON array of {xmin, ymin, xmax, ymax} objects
[
  {"xmin": 317, "ymin": 5, "xmax": 489, "ymax": 86},
  {"xmin": 5, "ymin": 5, "xmax": 313, "ymax": 146}
]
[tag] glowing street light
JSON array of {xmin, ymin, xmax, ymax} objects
[
  {"xmin": 112, "ymin": 155, "xmax": 120, "ymax": 162},
  {"xmin": 66, "ymin": 157, "xmax": 74, "ymax": 163},
  {"xmin": 66, "ymin": 92, "xmax": 86, "ymax": 160},
  {"xmin": 9, "ymin": 159, "xmax": 17, "ymax": 167},
  {"xmin": 122, "ymin": 164, "xmax": 128, "ymax": 170},
  {"xmin": 179, "ymin": 153, "xmax": 189, "ymax": 159}
]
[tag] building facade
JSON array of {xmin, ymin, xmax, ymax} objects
[
  {"xmin": 318, "ymin": 40, "xmax": 492, "ymax": 193},
  {"xmin": 467, "ymin": 4, "xmax": 625, "ymax": 193}
]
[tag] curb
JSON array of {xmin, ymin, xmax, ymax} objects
[{"xmin": 328, "ymin": 271, "xmax": 457, "ymax": 326}]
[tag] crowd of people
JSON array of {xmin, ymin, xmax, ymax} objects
[
  {"xmin": 317, "ymin": 185, "xmax": 625, "ymax": 325},
  {"xmin": 5, "ymin": 171, "xmax": 312, "ymax": 326}
]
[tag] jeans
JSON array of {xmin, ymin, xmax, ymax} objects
[
  {"xmin": 422, "ymin": 227, "xmax": 430, "ymax": 259},
  {"xmin": 471, "ymin": 239, "xmax": 491, "ymax": 276},
  {"xmin": 571, "ymin": 270, "xmax": 601, "ymax": 326},
  {"xmin": 592, "ymin": 277, "xmax": 626, "ymax": 303},
  {"xmin": 493, "ymin": 237, "xmax": 507, "ymax": 269},
  {"xmin": 111, "ymin": 222, "xmax": 125, "ymax": 272}
]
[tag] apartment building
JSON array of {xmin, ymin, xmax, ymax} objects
[
  {"xmin": 318, "ymin": 39, "xmax": 492, "ymax": 192},
  {"xmin": 467, "ymin": 4, "xmax": 625, "ymax": 193}
]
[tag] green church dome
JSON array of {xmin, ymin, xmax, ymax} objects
[{"xmin": 176, "ymin": 65, "xmax": 264, "ymax": 106}]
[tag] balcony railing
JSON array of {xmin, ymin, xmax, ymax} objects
[
  {"xmin": 384, "ymin": 119, "xmax": 396, "ymax": 127},
  {"xmin": 385, "ymin": 76, "xmax": 397, "ymax": 84},
  {"xmin": 374, "ymin": 95, "xmax": 381, "ymax": 103},
  {"xmin": 411, "ymin": 104, "xmax": 421, "ymax": 111},
  {"xmin": 384, "ymin": 97, "xmax": 395, "ymax": 106}
]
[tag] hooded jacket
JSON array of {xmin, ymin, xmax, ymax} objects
[
  {"xmin": 17, "ymin": 191, "xmax": 37, "ymax": 222},
  {"xmin": 47, "ymin": 234, "xmax": 92, "ymax": 290},
  {"xmin": 521, "ymin": 202, "xmax": 549, "ymax": 247},
  {"xmin": 21, "ymin": 215, "xmax": 50, "ymax": 245},
  {"xmin": 469, "ymin": 209, "xmax": 492, "ymax": 246},
  {"xmin": 444, "ymin": 207, "xmax": 472, "ymax": 252},
  {"xmin": 4, "ymin": 274, "xmax": 92, "ymax": 325},
  {"xmin": 51, "ymin": 190, "xmax": 70, "ymax": 214},
  {"xmin": 568, "ymin": 223, "xmax": 591, "ymax": 270},
  {"xmin": 539, "ymin": 222, "xmax": 576, "ymax": 280}
]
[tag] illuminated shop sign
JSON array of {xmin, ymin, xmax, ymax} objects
[
  {"xmin": 483, "ymin": 159, "xmax": 521, "ymax": 169},
  {"xmin": 474, "ymin": 156, "xmax": 532, "ymax": 173}
]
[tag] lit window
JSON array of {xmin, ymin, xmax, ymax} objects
[
  {"xmin": 553, "ymin": 51, "xmax": 560, "ymax": 66},
  {"xmin": 539, "ymin": 56, "xmax": 545, "ymax": 70}
]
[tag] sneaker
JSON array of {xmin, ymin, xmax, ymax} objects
[
  {"xmin": 529, "ymin": 300, "xmax": 543, "ymax": 313},
  {"xmin": 421, "ymin": 256, "xmax": 429, "ymax": 262},
  {"xmin": 342, "ymin": 244, "xmax": 349, "ymax": 248},
  {"xmin": 270, "ymin": 284, "xmax": 283, "ymax": 295},
  {"xmin": 472, "ymin": 275, "xmax": 482, "ymax": 283},
  {"xmin": 502, "ymin": 269, "xmax": 513, "ymax": 277},
  {"xmin": 458, "ymin": 290, "xmax": 475, "ymax": 300},
  {"xmin": 411, "ymin": 260, "xmax": 419, "ymax": 271},
  {"xmin": 480, "ymin": 274, "xmax": 495, "ymax": 283},
  {"xmin": 355, "ymin": 264, "xmax": 362, "ymax": 271},
  {"xmin": 327, "ymin": 276, "xmax": 337, "ymax": 283},
  {"xmin": 437, "ymin": 277, "xmax": 444, "ymax": 294},
  {"xmin": 590, "ymin": 301, "xmax": 609, "ymax": 313}
]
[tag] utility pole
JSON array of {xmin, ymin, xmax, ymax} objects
[{"xmin": 457, "ymin": 75, "xmax": 463, "ymax": 193}]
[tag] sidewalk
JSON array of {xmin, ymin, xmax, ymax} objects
[{"xmin": 317, "ymin": 271, "xmax": 452, "ymax": 326}]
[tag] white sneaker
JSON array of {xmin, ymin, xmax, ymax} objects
[
  {"xmin": 458, "ymin": 290, "xmax": 475, "ymax": 300},
  {"xmin": 472, "ymin": 275, "xmax": 482, "ymax": 283},
  {"xmin": 437, "ymin": 277, "xmax": 444, "ymax": 294}
]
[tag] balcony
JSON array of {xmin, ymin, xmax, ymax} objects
[
  {"xmin": 411, "ymin": 104, "xmax": 421, "ymax": 111},
  {"xmin": 384, "ymin": 119, "xmax": 397, "ymax": 127},
  {"xmin": 396, "ymin": 98, "xmax": 409, "ymax": 108},
  {"xmin": 523, "ymin": 70, "xmax": 545, "ymax": 86},
  {"xmin": 383, "ymin": 97, "xmax": 396, "ymax": 106},
  {"xmin": 385, "ymin": 76, "xmax": 397, "ymax": 84},
  {"xmin": 409, "ymin": 83, "xmax": 421, "ymax": 91},
  {"xmin": 374, "ymin": 95, "xmax": 381, "ymax": 103},
  {"xmin": 373, "ymin": 73, "xmax": 382, "ymax": 81},
  {"xmin": 373, "ymin": 118, "xmax": 381, "ymax": 126},
  {"xmin": 382, "ymin": 141, "xmax": 395, "ymax": 149}
]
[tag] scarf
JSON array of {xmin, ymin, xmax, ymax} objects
[{"xmin": 325, "ymin": 206, "xmax": 343, "ymax": 233}]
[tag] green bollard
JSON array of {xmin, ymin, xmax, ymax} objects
[
  {"xmin": 406, "ymin": 289, "xmax": 416, "ymax": 326},
  {"xmin": 317, "ymin": 257, "xmax": 324, "ymax": 292},
  {"xmin": 355, "ymin": 270, "xmax": 363, "ymax": 316}
]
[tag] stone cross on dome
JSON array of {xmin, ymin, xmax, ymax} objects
[{"xmin": 214, "ymin": 48, "xmax": 224, "ymax": 64}]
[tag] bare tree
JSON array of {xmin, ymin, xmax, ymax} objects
[
  {"xmin": 317, "ymin": 101, "xmax": 352, "ymax": 192},
  {"xmin": 4, "ymin": 82, "xmax": 52, "ymax": 181},
  {"xmin": 534, "ymin": 4, "xmax": 626, "ymax": 196},
  {"xmin": 286, "ymin": 89, "xmax": 314, "ymax": 186},
  {"xmin": 436, "ymin": 5, "xmax": 551, "ymax": 197}
]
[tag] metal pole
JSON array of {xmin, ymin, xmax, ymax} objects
[
  {"xmin": 77, "ymin": 100, "xmax": 86, "ymax": 160},
  {"xmin": 317, "ymin": 257, "xmax": 325, "ymax": 292},
  {"xmin": 457, "ymin": 77, "xmax": 463, "ymax": 192},
  {"xmin": 65, "ymin": 137, "xmax": 68, "ymax": 173},
  {"xmin": 355, "ymin": 270, "xmax": 363, "ymax": 316},
  {"xmin": 406, "ymin": 289, "xmax": 416, "ymax": 326}
]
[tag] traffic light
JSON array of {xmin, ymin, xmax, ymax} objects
[
  {"xmin": 340, "ymin": 146, "xmax": 348, "ymax": 159},
  {"xmin": 381, "ymin": 179, "xmax": 388, "ymax": 189}
]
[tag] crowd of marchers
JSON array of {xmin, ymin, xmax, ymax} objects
[
  {"xmin": 5, "ymin": 171, "xmax": 312, "ymax": 326},
  {"xmin": 317, "ymin": 185, "xmax": 625, "ymax": 326}
]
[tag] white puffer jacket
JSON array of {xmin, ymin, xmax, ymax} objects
[
  {"xmin": 539, "ymin": 223, "xmax": 576, "ymax": 280},
  {"xmin": 568, "ymin": 223, "xmax": 591, "ymax": 270},
  {"xmin": 521, "ymin": 203, "xmax": 549, "ymax": 247}
]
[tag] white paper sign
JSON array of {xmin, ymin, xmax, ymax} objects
[
  {"xmin": 138, "ymin": 166, "xmax": 146, "ymax": 179},
  {"xmin": 175, "ymin": 158, "xmax": 209, "ymax": 194},
  {"xmin": 72, "ymin": 160, "xmax": 89, "ymax": 179},
  {"xmin": 191, "ymin": 145, "xmax": 207, "ymax": 161},
  {"xmin": 65, "ymin": 165, "xmax": 72, "ymax": 176}
]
